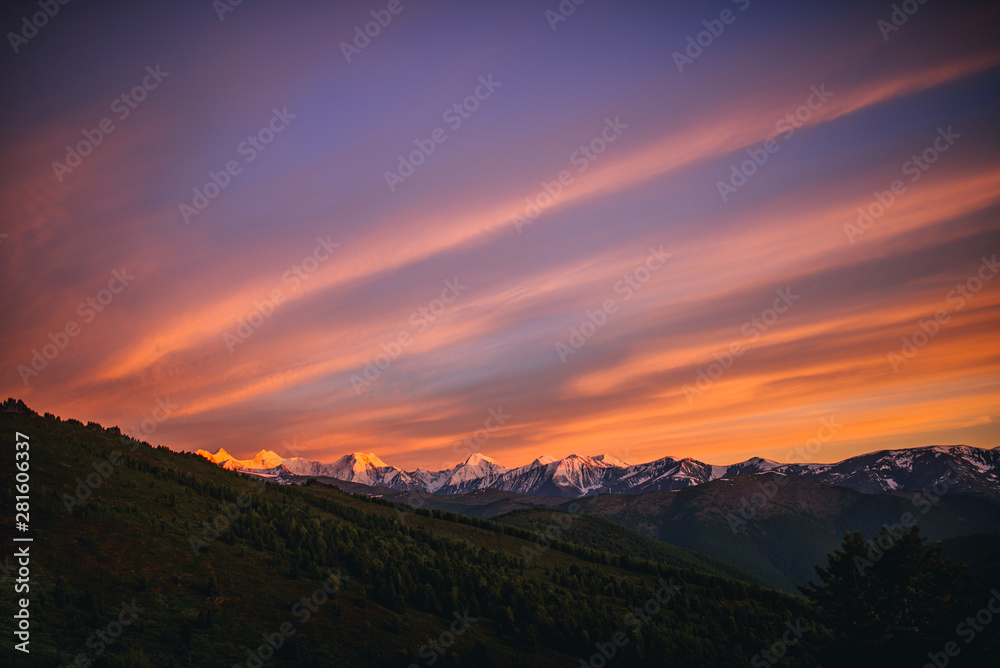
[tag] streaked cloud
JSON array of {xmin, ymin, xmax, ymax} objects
[{"xmin": 1, "ymin": 0, "xmax": 998, "ymax": 470}]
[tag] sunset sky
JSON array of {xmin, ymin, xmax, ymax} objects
[{"xmin": 2, "ymin": 0, "xmax": 998, "ymax": 471}]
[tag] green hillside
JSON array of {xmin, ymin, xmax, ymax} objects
[
  {"xmin": 0, "ymin": 403, "xmax": 820, "ymax": 667},
  {"xmin": 565, "ymin": 473, "xmax": 1000, "ymax": 592},
  {"xmin": 493, "ymin": 507, "xmax": 767, "ymax": 586}
]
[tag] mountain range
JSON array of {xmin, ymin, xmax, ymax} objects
[
  {"xmin": 5, "ymin": 398, "xmax": 999, "ymax": 665},
  {"xmin": 195, "ymin": 444, "xmax": 1000, "ymax": 500},
  {"xmin": 3, "ymin": 400, "xmax": 845, "ymax": 665},
  {"xmin": 195, "ymin": 441, "xmax": 1000, "ymax": 593}
]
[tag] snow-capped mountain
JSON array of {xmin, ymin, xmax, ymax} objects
[
  {"xmin": 725, "ymin": 457, "xmax": 781, "ymax": 478},
  {"xmin": 194, "ymin": 448, "xmax": 294, "ymax": 480},
  {"xmin": 775, "ymin": 445, "xmax": 1000, "ymax": 498},
  {"xmin": 197, "ymin": 449, "xmax": 422, "ymax": 491},
  {"xmin": 611, "ymin": 457, "xmax": 712, "ymax": 494},
  {"xmin": 486, "ymin": 454, "xmax": 625, "ymax": 497},
  {"xmin": 247, "ymin": 450, "xmax": 284, "ymax": 469},
  {"xmin": 408, "ymin": 466, "xmax": 455, "ymax": 493},
  {"xmin": 607, "ymin": 456, "xmax": 786, "ymax": 494},
  {"xmin": 284, "ymin": 452, "xmax": 420, "ymax": 489},
  {"xmin": 195, "ymin": 445, "xmax": 999, "ymax": 500},
  {"xmin": 195, "ymin": 447, "xmax": 234, "ymax": 465},
  {"xmin": 195, "ymin": 447, "xmax": 283, "ymax": 470},
  {"xmin": 435, "ymin": 454, "xmax": 509, "ymax": 495},
  {"xmin": 593, "ymin": 454, "xmax": 630, "ymax": 468}
]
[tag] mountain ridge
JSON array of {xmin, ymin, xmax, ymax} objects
[{"xmin": 195, "ymin": 443, "xmax": 1000, "ymax": 500}]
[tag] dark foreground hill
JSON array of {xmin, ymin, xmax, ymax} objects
[
  {"xmin": 3, "ymin": 401, "xmax": 997, "ymax": 667},
  {"xmin": 0, "ymin": 403, "xmax": 819, "ymax": 667},
  {"xmin": 492, "ymin": 508, "xmax": 768, "ymax": 587},
  {"xmin": 557, "ymin": 473, "xmax": 1000, "ymax": 592},
  {"xmin": 367, "ymin": 473, "xmax": 1000, "ymax": 593}
]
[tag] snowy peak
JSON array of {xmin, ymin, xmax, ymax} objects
[
  {"xmin": 195, "ymin": 447, "xmax": 265, "ymax": 468},
  {"xmin": 593, "ymin": 454, "xmax": 629, "ymax": 467},
  {"xmin": 558, "ymin": 454, "xmax": 625, "ymax": 470},
  {"xmin": 313, "ymin": 452, "xmax": 385, "ymax": 483},
  {"xmin": 195, "ymin": 447, "xmax": 235, "ymax": 465},
  {"xmin": 436, "ymin": 453, "xmax": 509, "ymax": 494},
  {"xmin": 338, "ymin": 452, "xmax": 388, "ymax": 472},
  {"xmin": 408, "ymin": 466, "xmax": 456, "ymax": 493},
  {"xmin": 324, "ymin": 452, "xmax": 409, "ymax": 487},
  {"xmin": 530, "ymin": 455, "xmax": 556, "ymax": 468},
  {"xmin": 455, "ymin": 453, "xmax": 507, "ymax": 478},
  {"xmin": 725, "ymin": 457, "xmax": 780, "ymax": 478},
  {"xmin": 198, "ymin": 444, "xmax": 1000, "ymax": 500},
  {"xmin": 773, "ymin": 444, "xmax": 999, "ymax": 498},
  {"xmin": 743, "ymin": 456, "xmax": 780, "ymax": 468},
  {"xmin": 213, "ymin": 447, "xmax": 234, "ymax": 463},
  {"xmin": 482, "ymin": 453, "xmax": 626, "ymax": 497},
  {"xmin": 194, "ymin": 448, "xmax": 294, "ymax": 482},
  {"xmin": 463, "ymin": 453, "xmax": 503, "ymax": 467},
  {"xmin": 249, "ymin": 449, "xmax": 283, "ymax": 469},
  {"xmin": 198, "ymin": 448, "xmax": 421, "ymax": 491}
]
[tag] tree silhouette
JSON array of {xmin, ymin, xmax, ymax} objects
[{"xmin": 800, "ymin": 525, "xmax": 966, "ymax": 667}]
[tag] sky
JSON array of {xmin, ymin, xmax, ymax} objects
[{"xmin": 1, "ymin": 0, "xmax": 998, "ymax": 471}]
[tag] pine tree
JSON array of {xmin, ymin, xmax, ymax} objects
[{"xmin": 800, "ymin": 525, "xmax": 966, "ymax": 667}]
